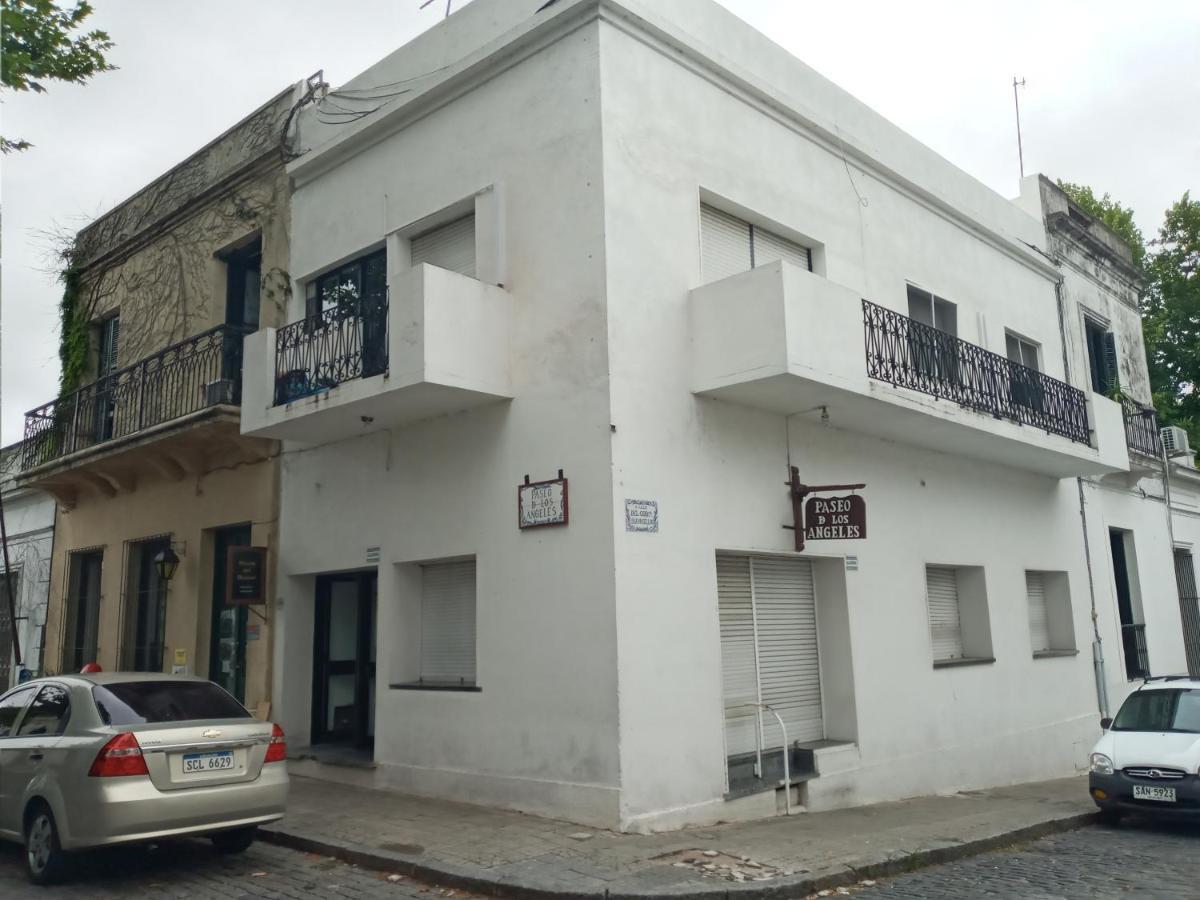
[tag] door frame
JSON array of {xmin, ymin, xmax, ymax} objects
[
  {"xmin": 311, "ymin": 572, "xmax": 376, "ymax": 746},
  {"xmin": 209, "ymin": 524, "xmax": 252, "ymax": 703}
]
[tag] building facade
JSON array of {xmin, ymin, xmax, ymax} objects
[
  {"xmin": 19, "ymin": 85, "xmax": 303, "ymax": 711},
  {"xmin": 230, "ymin": 0, "xmax": 1197, "ymax": 832},
  {"xmin": 1, "ymin": 444, "xmax": 56, "ymax": 688}
]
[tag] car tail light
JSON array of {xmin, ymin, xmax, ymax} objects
[
  {"xmin": 89, "ymin": 732, "xmax": 149, "ymax": 777},
  {"xmin": 264, "ymin": 723, "xmax": 287, "ymax": 764}
]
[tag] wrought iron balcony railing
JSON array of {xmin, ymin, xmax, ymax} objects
[
  {"xmin": 21, "ymin": 323, "xmax": 253, "ymax": 471},
  {"xmin": 862, "ymin": 299, "xmax": 1091, "ymax": 445},
  {"xmin": 1119, "ymin": 395, "xmax": 1161, "ymax": 459},
  {"xmin": 1121, "ymin": 622, "xmax": 1150, "ymax": 680},
  {"xmin": 274, "ymin": 294, "xmax": 388, "ymax": 406}
]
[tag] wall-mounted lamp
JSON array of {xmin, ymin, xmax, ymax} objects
[{"xmin": 154, "ymin": 546, "xmax": 181, "ymax": 582}]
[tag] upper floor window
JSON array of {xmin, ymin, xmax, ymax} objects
[
  {"xmin": 1005, "ymin": 332, "xmax": 1041, "ymax": 372},
  {"xmin": 96, "ymin": 314, "xmax": 120, "ymax": 377},
  {"xmin": 305, "ymin": 249, "xmax": 387, "ymax": 319},
  {"xmin": 410, "ymin": 214, "xmax": 476, "ymax": 278},
  {"xmin": 700, "ymin": 204, "xmax": 812, "ymax": 282},
  {"xmin": 1084, "ymin": 317, "xmax": 1118, "ymax": 395},
  {"xmin": 224, "ymin": 239, "xmax": 262, "ymax": 330},
  {"xmin": 906, "ymin": 285, "xmax": 957, "ymax": 336}
]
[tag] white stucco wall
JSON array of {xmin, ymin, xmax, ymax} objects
[{"xmin": 1, "ymin": 448, "xmax": 56, "ymax": 686}]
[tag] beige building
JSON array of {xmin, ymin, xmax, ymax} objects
[{"xmin": 18, "ymin": 83, "xmax": 307, "ymax": 710}]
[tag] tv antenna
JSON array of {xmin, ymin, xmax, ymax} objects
[
  {"xmin": 1012, "ymin": 76, "xmax": 1026, "ymax": 179},
  {"xmin": 420, "ymin": 0, "xmax": 454, "ymax": 17}
]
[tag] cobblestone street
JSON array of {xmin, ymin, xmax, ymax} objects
[
  {"xmin": 0, "ymin": 838, "xmax": 484, "ymax": 900},
  {"xmin": 1, "ymin": 818, "xmax": 1198, "ymax": 898},
  {"xmin": 857, "ymin": 819, "xmax": 1200, "ymax": 899}
]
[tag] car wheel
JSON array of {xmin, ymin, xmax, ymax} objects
[
  {"xmin": 211, "ymin": 826, "xmax": 257, "ymax": 854},
  {"xmin": 25, "ymin": 804, "xmax": 67, "ymax": 885},
  {"xmin": 1097, "ymin": 808, "xmax": 1124, "ymax": 827}
]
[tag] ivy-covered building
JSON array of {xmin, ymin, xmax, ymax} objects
[{"xmin": 16, "ymin": 83, "xmax": 307, "ymax": 711}]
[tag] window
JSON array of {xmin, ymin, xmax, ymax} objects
[
  {"xmin": 1112, "ymin": 689, "xmax": 1200, "ymax": 734},
  {"xmin": 123, "ymin": 537, "xmax": 170, "ymax": 673},
  {"xmin": 906, "ymin": 285, "xmax": 957, "ymax": 335},
  {"xmin": 63, "ymin": 549, "xmax": 103, "ymax": 673},
  {"xmin": 95, "ymin": 314, "xmax": 120, "ymax": 441},
  {"xmin": 224, "ymin": 238, "xmax": 262, "ymax": 330},
  {"xmin": 0, "ymin": 686, "xmax": 36, "ymax": 737},
  {"xmin": 906, "ymin": 286, "xmax": 959, "ymax": 386},
  {"xmin": 97, "ymin": 314, "xmax": 120, "ymax": 376},
  {"xmin": 16, "ymin": 684, "xmax": 71, "ymax": 737},
  {"xmin": 1006, "ymin": 333, "xmax": 1040, "ymax": 371},
  {"xmin": 700, "ymin": 204, "xmax": 812, "ymax": 282},
  {"xmin": 305, "ymin": 249, "xmax": 387, "ymax": 319},
  {"xmin": 1026, "ymin": 571, "xmax": 1076, "ymax": 656},
  {"xmin": 925, "ymin": 565, "xmax": 992, "ymax": 666},
  {"xmin": 1084, "ymin": 317, "xmax": 1118, "ymax": 395},
  {"xmin": 419, "ymin": 559, "xmax": 477, "ymax": 687},
  {"xmin": 1174, "ymin": 550, "xmax": 1200, "ymax": 677},
  {"xmin": 410, "ymin": 214, "xmax": 476, "ymax": 278},
  {"xmin": 92, "ymin": 680, "xmax": 250, "ymax": 725},
  {"xmin": 1110, "ymin": 529, "xmax": 1148, "ymax": 679}
]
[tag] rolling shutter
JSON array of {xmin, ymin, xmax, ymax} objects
[
  {"xmin": 753, "ymin": 227, "xmax": 812, "ymax": 272},
  {"xmin": 926, "ymin": 566, "xmax": 963, "ymax": 661},
  {"xmin": 701, "ymin": 205, "xmax": 751, "ymax": 282},
  {"xmin": 717, "ymin": 555, "xmax": 759, "ymax": 756},
  {"xmin": 420, "ymin": 559, "xmax": 477, "ymax": 684},
  {"xmin": 411, "ymin": 214, "xmax": 476, "ymax": 278},
  {"xmin": 1026, "ymin": 572, "xmax": 1050, "ymax": 653},
  {"xmin": 717, "ymin": 554, "xmax": 823, "ymax": 757}
]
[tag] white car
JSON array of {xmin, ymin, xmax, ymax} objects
[{"xmin": 1088, "ymin": 676, "xmax": 1200, "ymax": 823}]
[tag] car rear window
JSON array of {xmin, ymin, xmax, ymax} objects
[
  {"xmin": 1112, "ymin": 688, "xmax": 1200, "ymax": 733},
  {"xmin": 92, "ymin": 681, "xmax": 251, "ymax": 725}
]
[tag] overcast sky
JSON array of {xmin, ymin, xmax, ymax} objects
[{"xmin": 3, "ymin": 0, "xmax": 1197, "ymax": 445}]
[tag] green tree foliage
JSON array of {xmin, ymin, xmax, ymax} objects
[
  {"xmin": 1057, "ymin": 180, "xmax": 1146, "ymax": 269},
  {"xmin": 0, "ymin": 0, "xmax": 114, "ymax": 152},
  {"xmin": 1143, "ymin": 193, "xmax": 1200, "ymax": 449}
]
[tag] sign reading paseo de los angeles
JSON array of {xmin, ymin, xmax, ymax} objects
[{"xmin": 803, "ymin": 494, "xmax": 866, "ymax": 541}]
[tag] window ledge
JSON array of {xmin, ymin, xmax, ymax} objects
[
  {"xmin": 933, "ymin": 656, "xmax": 995, "ymax": 669},
  {"xmin": 1033, "ymin": 649, "xmax": 1079, "ymax": 659},
  {"xmin": 389, "ymin": 682, "xmax": 481, "ymax": 693}
]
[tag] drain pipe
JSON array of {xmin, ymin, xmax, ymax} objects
[{"xmin": 1049, "ymin": 270, "xmax": 1110, "ymax": 716}]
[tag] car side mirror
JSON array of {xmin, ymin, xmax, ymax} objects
[{"xmin": 1100, "ymin": 717, "xmax": 1113, "ymax": 730}]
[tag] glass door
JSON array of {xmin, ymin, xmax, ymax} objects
[
  {"xmin": 312, "ymin": 572, "xmax": 376, "ymax": 746},
  {"xmin": 210, "ymin": 525, "xmax": 251, "ymax": 702}
]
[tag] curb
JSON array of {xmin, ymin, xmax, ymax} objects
[{"xmin": 259, "ymin": 810, "xmax": 1098, "ymax": 899}]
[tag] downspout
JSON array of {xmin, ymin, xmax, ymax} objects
[{"xmin": 1052, "ymin": 272, "xmax": 1109, "ymax": 716}]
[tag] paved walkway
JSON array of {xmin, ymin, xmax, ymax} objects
[{"xmin": 260, "ymin": 773, "xmax": 1097, "ymax": 898}]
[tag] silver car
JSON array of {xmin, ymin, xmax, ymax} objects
[{"xmin": 0, "ymin": 672, "xmax": 288, "ymax": 884}]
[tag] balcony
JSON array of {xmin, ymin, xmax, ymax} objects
[
  {"xmin": 240, "ymin": 264, "xmax": 512, "ymax": 442},
  {"xmin": 1120, "ymin": 395, "xmax": 1161, "ymax": 463},
  {"xmin": 689, "ymin": 261, "xmax": 1129, "ymax": 478},
  {"xmin": 19, "ymin": 323, "xmax": 269, "ymax": 504}
]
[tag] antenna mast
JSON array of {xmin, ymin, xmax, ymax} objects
[{"xmin": 1013, "ymin": 76, "xmax": 1027, "ymax": 179}]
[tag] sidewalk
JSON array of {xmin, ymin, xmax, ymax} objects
[{"xmin": 259, "ymin": 773, "xmax": 1096, "ymax": 899}]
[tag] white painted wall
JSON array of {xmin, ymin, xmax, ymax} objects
[{"xmin": 1, "ymin": 447, "xmax": 56, "ymax": 686}]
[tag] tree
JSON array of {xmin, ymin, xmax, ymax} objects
[
  {"xmin": 0, "ymin": 0, "xmax": 114, "ymax": 152},
  {"xmin": 1143, "ymin": 193, "xmax": 1200, "ymax": 449},
  {"xmin": 1057, "ymin": 180, "xmax": 1146, "ymax": 269}
]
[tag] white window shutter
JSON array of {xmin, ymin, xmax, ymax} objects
[
  {"xmin": 926, "ymin": 566, "xmax": 963, "ymax": 661},
  {"xmin": 420, "ymin": 559, "xmax": 477, "ymax": 684},
  {"xmin": 411, "ymin": 214, "xmax": 476, "ymax": 278},
  {"xmin": 701, "ymin": 205, "xmax": 752, "ymax": 281},
  {"xmin": 1026, "ymin": 572, "xmax": 1050, "ymax": 652},
  {"xmin": 753, "ymin": 226, "xmax": 812, "ymax": 272},
  {"xmin": 717, "ymin": 555, "xmax": 759, "ymax": 756},
  {"xmin": 751, "ymin": 556, "xmax": 823, "ymax": 744}
]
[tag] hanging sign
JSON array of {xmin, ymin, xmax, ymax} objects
[
  {"xmin": 519, "ymin": 471, "xmax": 568, "ymax": 529},
  {"xmin": 804, "ymin": 495, "xmax": 866, "ymax": 541},
  {"xmin": 226, "ymin": 546, "xmax": 268, "ymax": 605}
]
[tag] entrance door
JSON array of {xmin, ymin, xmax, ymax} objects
[
  {"xmin": 127, "ymin": 538, "xmax": 170, "ymax": 672},
  {"xmin": 312, "ymin": 573, "xmax": 376, "ymax": 746},
  {"xmin": 210, "ymin": 525, "xmax": 251, "ymax": 702}
]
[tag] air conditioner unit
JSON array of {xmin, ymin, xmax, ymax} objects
[
  {"xmin": 205, "ymin": 379, "xmax": 235, "ymax": 406},
  {"xmin": 1160, "ymin": 425, "xmax": 1191, "ymax": 455}
]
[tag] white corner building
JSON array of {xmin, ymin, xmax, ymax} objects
[{"xmin": 238, "ymin": 0, "xmax": 1200, "ymax": 831}]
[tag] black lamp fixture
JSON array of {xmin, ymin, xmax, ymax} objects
[{"xmin": 154, "ymin": 546, "xmax": 181, "ymax": 582}]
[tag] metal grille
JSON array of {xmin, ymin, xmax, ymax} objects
[
  {"xmin": 1120, "ymin": 395, "xmax": 1162, "ymax": 458},
  {"xmin": 21, "ymin": 323, "xmax": 252, "ymax": 471},
  {"xmin": 274, "ymin": 293, "xmax": 388, "ymax": 405},
  {"xmin": 1175, "ymin": 550, "xmax": 1200, "ymax": 678},
  {"xmin": 1121, "ymin": 623, "xmax": 1151, "ymax": 680},
  {"xmin": 862, "ymin": 299, "xmax": 1090, "ymax": 445},
  {"xmin": 1125, "ymin": 767, "xmax": 1187, "ymax": 780}
]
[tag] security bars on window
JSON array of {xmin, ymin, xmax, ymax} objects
[{"xmin": 862, "ymin": 299, "xmax": 1090, "ymax": 445}]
